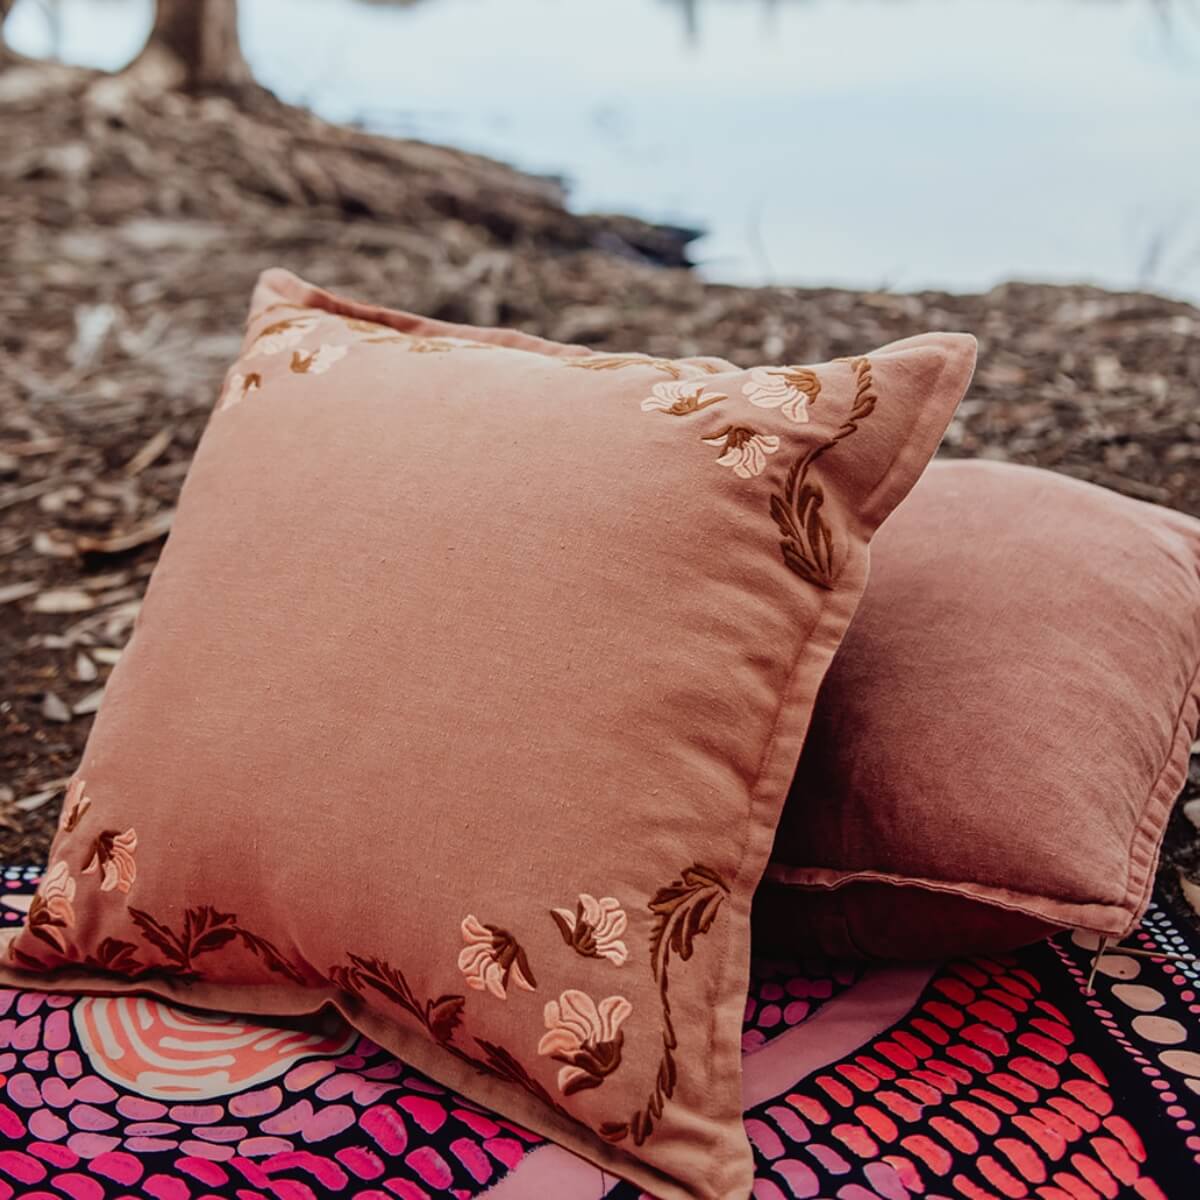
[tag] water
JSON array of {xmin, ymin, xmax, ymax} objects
[{"xmin": 8, "ymin": 0, "xmax": 1200, "ymax": 299}]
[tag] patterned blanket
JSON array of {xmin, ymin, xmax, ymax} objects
[{"xmin": 2, "ymin": 864, "xmax": 1197, "ymax": 1199}]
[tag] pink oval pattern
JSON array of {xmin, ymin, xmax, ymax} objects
[{"xmin": 2, "ymin": 863, "xmax": 1198, "ymax": 1198}]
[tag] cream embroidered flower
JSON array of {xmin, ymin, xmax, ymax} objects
[
  {"xmin": 61, "ymin": 777, "xmax": 91, "ymax": 832},
  {"xmin": 27, "ymin": 860, "xmax": 76, "ymax": 952},
  {"xmin": 221, "ymin": 372, "xmax": 262, "ymax": 412},
  {"xmin": 701, "ymin": 426, "xmax": 780, "ymax": 479},
  {"xmin": 458, "ymin": 915, "xmax": 537, "ymax": 999},
  {"xmin": 248, "ymin": 315, "xmax": 319, "ymax": 358},
  {"xmin": 640, "ymin": 380, "xmax": 727, "ymax": 416},
  {"xmin": 290, "ymin": 344, "xmax": 348, "ymax": 375},
  {"xmin": 550, "ymin": 894, "xmax": 628, "ymax": 966},
  {"xmin": 742, "ymin": 366, "xmax": 820, "ymax": 423},
  {"xmin": 538, "ymin": 989, "xmax": 632, "ymax": 1096},
  {"xmin": 82, "ymin": 828, "xmax": 138, "ymax": 894}
]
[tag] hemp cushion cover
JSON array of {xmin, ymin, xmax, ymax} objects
[
  {"xmin": 761, "ymin": 459, "xmax": 1200, "ymax": 961},
  {"xmin": 0, "ymin": 269, "xmax": 975, "ymax": 1200}
]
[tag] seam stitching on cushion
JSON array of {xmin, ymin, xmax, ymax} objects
[
  {"xmin": 762, "ymin": 869, "xmax": 1102, "ymax": 932},
  {"xmin": 708, "ymin": 347, "xmax": 956, "ymax": 1196},
  {"xmin": 1117, "ymin": 632, "xmax": 1200, "ymax": 930}
]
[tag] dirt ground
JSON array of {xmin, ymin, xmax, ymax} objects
[{"xmin": 2, "ymin": 61, "xmax": 1198, "ymax": 933}]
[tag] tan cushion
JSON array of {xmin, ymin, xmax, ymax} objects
[
  {"xmin": 762, "ymin": 459, "xmax": 1200, "ymax": 961},
  {"xmin": 0, "ymin": 269, "xmax": 974, "ymax": 1200}
]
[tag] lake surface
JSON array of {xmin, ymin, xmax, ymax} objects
[{"xmin": 8, "ymin": 0, "xmax": 1200, "ymax": 299}]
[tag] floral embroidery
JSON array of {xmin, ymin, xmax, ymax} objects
[
  {"xmin": 247, "ymin": 315, "xmax": 319, "ymax": 357},
  {"xmin": 640, "ymin": 380, "xmax": 727, "ymax": 416},
  {"xmin": 701, "ymin": 426, "xmax": 780, "ymax": 479},
  {"xmin": 600, "ymin": 863, "xmax": 728, "ymax": 1146},
  {"xmin": 742, "ymin": 365, "xmax": 821, "ymax": 423},
  {"xmin": 333, "ymin": 954, "xmax": 466, "ymax": 1046},
  {"xmin": 770, "ymin": 356, "xmax": 877, "ymax": 589},
  {"xmin": 550, "ymin": 894, "xmax": 628, "ymax": 966},
  {"xmin": 220, "ymin": 372, "xmax": 262, "ymax": 412},
  {"xmin": 82, "ymin": 828, "xmax": 138, "ymax": 894},
  {"xmin": 538, "ymin": 989, "xmax": 632, "ymax": 1096},
  {"xmin": 127, "ymin": 906, "xmax": 306, "ymax": 985},
  {"xmin": 24, "ymin": 860, "xmax": 76, "ymax": 954},
  {"xmin": 290, "ymin": 344, "xmax": 347, "ymax": 375},
  {"xmin": 61, "ymin": 778, "xmax": 91, "ymax": 833},
  {"xmin": 458, "ymin": 915, "xmax": 537, "ymax": 998}
]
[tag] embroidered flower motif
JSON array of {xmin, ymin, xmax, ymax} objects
[
  {"xmin": 640, "ymin": 380, "xmax": 727, "ymax": 416},
  {"xmin": 458, "ymin": 915, "xmax": 537, "ymax": 999},
  {"xmin": 247, "ymin": 315, "xmax": 319, "ymax": 357},
  {"xmin": 538, "ymin": 989, "xmax": 632, "ymax": 1096},
  {"xmin": 27, "ymin": 860, "xmax": 76, "ymax": 952},
  {"xmin": 289, "ymin": 344, "xmax": 348, "ymax": 375},
  {"xmin": 701, "ymin": 426, "xmax": 780, "ymax": 478},
  {"xmin": 82, "ymin": 828, "xmax": 138, "ymax": 894},
  {"xmin": 742, "ymin": 366, "xmax": 821, "ymax": 423},
  {"xmin": 61, "ymin": 777, "xmax": 91, "ymax": 833},
  {"xmin": 220, "ymin": 372, "xmax": 262, "ymax": 412},
  {"xmin": 550, "ymin": 895, "xmax": 628, "ymax": 966}
]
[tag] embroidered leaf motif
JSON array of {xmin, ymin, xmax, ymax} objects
[
  {"xmin": 85, "ymin": 938, "xmax": 144, "ymax": 975},
  {"xmin": 648, "ymin": 862, "xmax": 729, "ymax": 985},
  {"xmin": 128, "ymin": 907, "xmax": 187, "ymax": 970},
  {"xmin": 10, "ymin": 944, "xmax": 51, "ymax": 971},
  {"xmin": 126, "ymin": 906, "xmax": 303, "ymax": 984},
  {"xmin": 473, "ymin": 1039, "xmax": 573, "ymax": 1120},
  {"xmin": 567, "ymin": 354, "xmax": 685, "ymax": 379},
  {"xmin": 340, "ymin": 954, "xmax": 466, "ymax": 1045},
  {"xmin": 236, "ymin": 926, "xmax": 307, "ymax": 985},
  {"xmin": 289, "ymin": 344, "xmax": 347, "ymax": 375}
]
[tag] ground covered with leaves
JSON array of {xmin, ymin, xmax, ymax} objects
[{"xmin": 1, "ymin": 61, "xmax": 1198, "ymax": 932}]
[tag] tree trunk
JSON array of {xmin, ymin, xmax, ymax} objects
[
  {"xmin": 0, "ymin": 0, "xmax": 15, "ymax": 63},
  {"xmin": 128, "ymin": 0, "xmax": 253, "ymax": 94}
]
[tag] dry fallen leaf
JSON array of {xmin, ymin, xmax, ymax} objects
[
  {"xmin": 33, "ymin": 588, "xmax": 96, "ymax": 613},
  {"xmin": 72, "ymin": 688, "xmax": 105, "ymax": 715},
  {"xmin": 75, "ymin": 508, "xmax": 174, "ymax": 554},
  {"xmin": 42, "ymin": 692, "xmax": 72, "ymax": 722},
  {"xmin": 0, "ymin": 580, "xmax": 39, "ymax": 606},
  {"xmin": 123, "ymin": 426, "xmax": 173, "ymax": 476},
  {"xmin": 32, "ymin": 531, "xmax": 78, "ymax": 559}
]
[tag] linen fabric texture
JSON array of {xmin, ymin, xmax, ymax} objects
[
  {"xmin": 762, "ymin": 459, "xmax": 1200, "ymax": 961},
  {"xmin": 0, "ymin": 270, "xmax": 975, "ymax": 1200}
]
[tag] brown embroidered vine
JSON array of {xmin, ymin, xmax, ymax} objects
[
  {"xmin": 769, "ymin": 355, "xmax": 878, "ymax": 589},
  {"xmin": 128, "ymin": 906, "xmax": 306, "ymax": 985},
  {"xmin": 599, "ymin": 863, "xmax": 729, "ymax": 1146},
  {"xmin": 472, "ymin": 1038, "xmax": 574, "ymax": 1120},
  {"xmin": 567, "ymin": 354, "xmax": 685, "ymax": 379},
  {"xmin": 332, "ymin": 953, "xmax": 466, "ymax": 1046}
]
